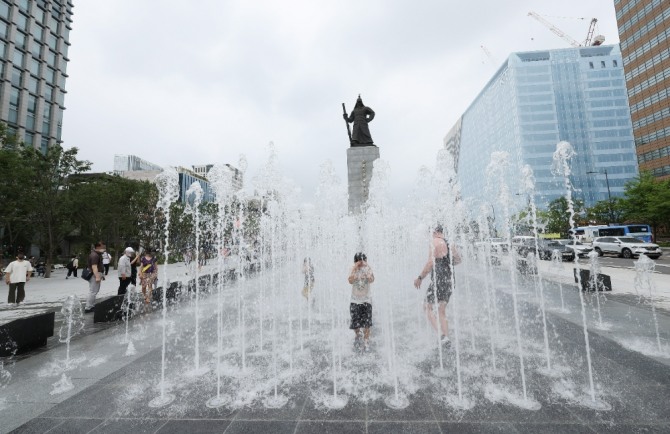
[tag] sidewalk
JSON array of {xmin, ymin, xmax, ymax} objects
[
  {"xmin": 0, "ymin": 261, "xmax": 226, "ymax": 323},
  {"xmin": 536, "ymin": 257, "xmax": 670, "ymax": 312}
]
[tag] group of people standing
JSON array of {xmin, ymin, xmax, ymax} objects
[
  {"xmin": 301, "ymin": 224, "xmax": 460, "ymax": 354},
  {"xmin": 347, "ymin": 224, "xmax": 460, "ymax": 352},
  {"xmin": 84, "ymin": 242, "xmax": 159, "ymax": 313}
]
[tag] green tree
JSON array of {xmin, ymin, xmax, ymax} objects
[
  {"xmin": 23, "ymin": 145, "xmax": 91, "ymax": 277},
  {"xmin": 0, "ymin": 149, "xmax": 33, "ymax": 256},
  {"xmin": 620, "ymin": 171, "xmax": 670, "ymax": 237},
  {"xmin": 68, "ymin": 174, "xmax": 158, "ymax": 265},
  {"xmin": 538, "ymin": 197, "xmax": 585, "ymax": 236},
  {"xmin": 585, "ymin": 197, "xmax": 625, "ymax": 225}
]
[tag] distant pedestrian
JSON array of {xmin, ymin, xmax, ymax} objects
[
  {"xmin": 102, "ymin": 251, "xmax": 112, "ymax": 276},
  {"xmin": 85, "ymin": 241, "xmax": 106, "ymax": 313},
  {"xmin": 66, "ymin": 254, "xmax": 79, "ymax": 279},
  {"xmin": 348, "ymin": 252, "xmax": 375, "ymax": 352},
  {"xmin": 302, "ymin": 257, "xmax": 315, "ymax": 303},
  {"xmin": 139, "ymin": 249, "xmax": 158, "ymax": 304},
  {"xmin": 117, "ymin": 247, "xmax": 134, "ymax": 295},
  {"xmin": 4, "ymin": 252, "xmax": 33, "ymax": 305}
]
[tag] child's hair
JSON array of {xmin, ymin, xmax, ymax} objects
[{"xmin": 354, "ymin": 252, "xmax": 367, "ymax": 262}]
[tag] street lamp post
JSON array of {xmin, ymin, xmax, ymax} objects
[{"xmin": 587, "ymin": 169, "xmax": 614, "ymax": 223}]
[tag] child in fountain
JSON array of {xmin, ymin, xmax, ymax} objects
[
  {"xmin": 139, "ymin": 248, "xmax": 158, "ymax": 304},
  {"xmin": 348, "ymin": 252, "xmax": 375, "ymax": 352}
]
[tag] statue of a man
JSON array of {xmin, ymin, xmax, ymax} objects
[{"xmin": 344, "ymin": 96, "xmax": 375, "ymax": 146}]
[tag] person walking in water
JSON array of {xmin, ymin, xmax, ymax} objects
[
  {"xmin": 348, "ymin": 252, "xmax": 375, "ymax": 352},
  {"xmin": 414, "ymin": 224, "xmax": 461, "ymax": 348},
  {"xmin": 302, "ymin": 257, "xmax": 315, "ymax": 304}
]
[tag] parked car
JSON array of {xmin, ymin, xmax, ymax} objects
[
  {"xmin": 511, "ymin": 236, "xmax": 538, "ymax": 257},
  {"xmin": 592, "ymin": 236, "xmax": 663, "ymax": 259},
  {"xmin": 537, "ymin": 240, "xmax": 576, "ymax": 261},
  {"xmin": 474, "ymin": 237, "xmax": 509, "ymax": 254},
  {"xmin": 556, "ymin": 239, "xmax": 593, "ymax": 258}
]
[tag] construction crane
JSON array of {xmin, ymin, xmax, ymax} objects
[
  {"xmin": 528, "ymin": 12, "xmax": 605, "ymax": 47},
  {"xmin": 481, "ymin": 45, "xmax": 497, "ymax": 65}
]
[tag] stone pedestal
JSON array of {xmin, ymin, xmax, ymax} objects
[{"xmin": 347, "ymin": 146, "xmax": 380, "ymax": 214}]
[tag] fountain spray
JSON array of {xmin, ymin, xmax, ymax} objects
[{"xmin": 149, "ymin": 167, "xmax": 179, "ymax": 408}]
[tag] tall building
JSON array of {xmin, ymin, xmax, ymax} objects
[
  {"xmin": 192, "ymin": 163, "xmax": 244, "ymax": 191},
  {"xmin": 614, "ymin": 0, "xmax": 670, "ymax": 180},
  {"xmin": 114, "ymin": 154, "xmax": 162, "ymax": 174},
  {"xmin": 447, "ymin": 45, "xmax": 638, "ymax": 211},
  {"xmin": 0, "ymin": 0, "xmax": 73, "ymax": 152}
]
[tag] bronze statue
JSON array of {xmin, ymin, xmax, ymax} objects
[{"xmin": 343, "ymin": 96, "xmax": 375, "ymax": 146}]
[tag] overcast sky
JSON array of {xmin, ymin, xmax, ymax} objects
[{"xmin": 62, "ymin": 0, "xmax": 621, "ymax": 203}]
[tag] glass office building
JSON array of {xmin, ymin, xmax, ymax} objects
[
  {"xmin": 446, "ymin": 45, "xmax": 638, "ymax": 211},
  {"xmin": 0, "ymin": 0, "xmax": 73, "ymax": 152}
]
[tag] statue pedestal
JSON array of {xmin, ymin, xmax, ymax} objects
[{"xmin": 347, "ymin": 146, "xmax": 380, "ymax": 214}]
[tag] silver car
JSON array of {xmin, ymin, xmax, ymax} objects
[
  {"xmin": 556, "ymin": 239, "xmax": 593, "ymax": 258},
  {"xmin": 592, "ymin": 236, "xmax": 663, "ymax": 259}
]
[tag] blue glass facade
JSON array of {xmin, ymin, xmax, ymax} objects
[
  {"xmin": 179, "ymin": 171, "xmax": 214, "ymax": 204},
  {"xmin": 449, "ymin": 45, "xmax": 638, "ymax": 210}
]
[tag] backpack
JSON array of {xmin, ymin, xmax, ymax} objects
[{"xmin": 67, "ymin": 258, "xmax": 74, "ymax": 270}]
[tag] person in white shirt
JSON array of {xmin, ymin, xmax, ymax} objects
[
  {"xmin": 117, "ymin": 247, "xmax": 134, "ymax": 295},
  {"xmin": 4, "ymin": 253, "xmax": 33, "ymax": 304},
  {"xmin": 102, "ymin": 251, "xmax": 112, "ymax": 276},
  {"xmin": 348, "ymin": 252, "xmax": 375, "ymax": 352}
]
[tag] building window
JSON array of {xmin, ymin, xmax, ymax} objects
[
  {"xmin": 16, "ymin": 12, "xmax": 28, "ymax": 31},
  {"xmin": 11, "ymin": 65, "xmax": 22, "ymax": 86},
  {"xmin": 43, "ymin": 83, "xmax": 53, "ymax": 101},
  {"xmin": 40, "ymin": 136, "xmax": 48, "ymax": 153},
  {"xmin": 9, "ymin": 87, "xmax": 20, "ymax": 124},
  {"xmin": 601, "ymin": 61, "xmax": 606, "ymax": 68},
  {"xmin": 12, "ymin": 50, "xmax": 24, "ymax": 67},
  {"xmin": 589, "ymin": 62, "xmax": 594, "ymax": 69},
  {"xmin": 42, "ymin": 102, "xmax": 51, "ymax": 134},
  {"xmin": 0, "ymin": 1, "xmax": 10, "ymax": 20},
  {"xmin": 26, "ymin": 94, "xmax": 36, "ymax": 130},
  {"xmin": 46, "ymin": 49, "xmax": 56, "ymax": 67},
  {"xmin": 30, "ymin": 40, "xmax": 41, "ymax": 57},
  {"xmin": 0, "ymin": 40, "xmax": 5, "ymax": 57},
  {"xmin": 24, "ymin": 131, "xmax": 34, "ymax": 146},
  {"xmin": 44, "ymin": 66, "xmax": 55, "ymax": 83},
  {"xmin": 14, "ymin": 31, "xmax": 25, "ymax": 50},
  {"xmin": 29, "ymin": 57, "xmax": 39, "ymax": 75},
  {"xmin": 34, "ymin": 5, "xmax": 44, "ymax": 24},
  {"xmin": 18, "ymin": 0, "xmax": 29, "ymax": 13},
  {"xmin": 47, "ymin": 32, "xmax": 57, "ymax": 50},
  {"xmin": 613, "ymin": 59, "xmax": 618, "ymax": 67},
  {"xmin": 32, "ymin": 23, "xmax": 43, "ymax": 41},
  {"xmin": 0, "ymin": 20, "xmax": 7, "ymax": 39},
  {"xmin": 27, "ymin": 75, "xmax": 38, "ymax": 93}
]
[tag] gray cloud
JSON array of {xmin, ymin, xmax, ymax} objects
[{"xmin": 62, "ymin": 0, "xmax": 620, "ymax": 203}]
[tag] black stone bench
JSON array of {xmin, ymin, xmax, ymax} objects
[
  {"xmin": 0, "ymin": 311, "xmax": 55, "ymax": 356},
  {"xmin": 152, "ymin": 281, "xmax": 182, "ymax": 305},
  {"xmin": 93, "ymin": 295, "xmax": 125, "ymax": 323},
  {"xmin": 573, "ymin": 268, "xmax": 612, "ymax": 291}
]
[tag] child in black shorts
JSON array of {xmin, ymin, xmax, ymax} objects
[{"xmin": 348, "ymin": 252, "xmax": 375, "ymax": 352}]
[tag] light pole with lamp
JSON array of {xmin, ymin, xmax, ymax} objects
[{"xmin": 587, "ymin": 169, "xmax": 614, "ymax": 223}]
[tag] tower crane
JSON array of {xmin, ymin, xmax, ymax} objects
[
  {"xmin": 481, "ymin": 45, "xmax": 497, "ymax": 65},
  {"xmin": 528, "ymin": 11, "xmax": 580, "ymax": 47},
  {"xmin": 528, "ymin": 12, "xmax": 605, "ymax": 47}
]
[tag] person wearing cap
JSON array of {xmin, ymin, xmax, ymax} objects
[
  {"xmin": 414, "ymin": 224, "xmax": 461, "ymax": 348},
  {"xmin": 4, "ymin": 252, "xmax": 33, "ymax": 304},
  {"xmin": 348, "ymin": 252, "xmax": 375, "ymax": 352},
  {"xmin": 117, "ymin": 247, "xmax": 134, "ymax": 295}
]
